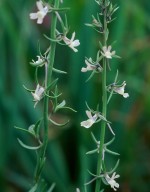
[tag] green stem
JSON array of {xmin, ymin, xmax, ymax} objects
[
  {"xmin": 34, "ymin": 0, "xmax": 60, "ymax": 182},
  {"xmin": 95, "ymin": 5, "xmax": 107, "ymax": 192}
]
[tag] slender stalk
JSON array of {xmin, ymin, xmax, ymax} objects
[
  {"xmin": 95, "ymin": 4, "xmax": 107, "ymax": 192},
  {"xmin": 34, "ymin": 0, "xmax": 60, "ymax": 182}
]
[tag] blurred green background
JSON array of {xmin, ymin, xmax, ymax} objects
[{"xmin": 0, "ymin": 0, "xmax": 150, "ymax": 191}]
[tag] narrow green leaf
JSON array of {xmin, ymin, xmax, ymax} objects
[
  {"xmin": 47, "ymin": 183, "xmax": 56, "ymax": 192},
  {"xmin": 56, "ymin": 100, "xmax": 66, "ymax": 109},
  {"xmin": 49, "ymin": 117, "xmax": 69, "ymax": 127},
  {"xmin": 108, "ymin": 159, "xmax": 120, "ymax": 174},
  {"xmin": 105, "ymin": 148, "xmax": 120, "ymax": 156},
  {"xmin": 52, "ymin": 68, "xmax": 67, "ymax": 74},
  {"xmin": 86, "ymin": 148, "xmax": 98, "ymax": 155},
  {"xmin": 105, "ymin": 137, "xmax": 115, "ymax": 146},
  {"xmin": 91, "ymin": 132, "xmax": 99, "ymax": 144},
  {"xmin": 23, "ymin": 85, "xmax": 34, "ymax": 92},
  {"xmin": 85, "ymin": 70, "xmax": 96, "ymax": 82},
  {"xmin": 101, "ymin": 177, "xmax": 109, "ymax": 185},
  {"xmin": 46, "ymin": 78, "xmax": 58, "ymax": 91},
  {"xmin": 100, "ymin": 189, "xmax": 104, "ymax": 192},
  {"xmin": 45, "ymin": 93, "xmax": 62, "ymax": 99},
  {"xmin": 28, "ymin": 184, "xmax": 38, "ymax": 192},
  {"xmin": 17, "ymin": 139, "xmax": 42, "ymax": 150},
  {"xmin": 14, "ymin": 126, "xmax": 34, "ymax": 136}
]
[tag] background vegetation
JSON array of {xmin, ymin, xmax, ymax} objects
[{"xmin": 0, "ymin": 0, "xmax": 150, "ymax": 191}]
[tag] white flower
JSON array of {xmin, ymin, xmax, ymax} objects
[
  {"xmin": 76, "ymin": 188, "xmax": 80, "ymax": 192},
  {"xmin": 101, "ymin": 46, "xmax": 116, "ymax": 59},
  {"xmin": 105, "ymin": 172, "xmax": 120, "ymax": 191},
  {"xmin": 31, "ymin": 56, "xmax": 45, "ymax": 67},
  {"xmin": 81, "ymin": 110, "xmax": 98, "ymax": 128},
  {"xmin": 30, "ymin": 1, "xmax": 48, "ymax": 24},
  {"xmin": 113, "ymin": 81, "xmax": 129, "ymax": 98},
  {"xmin": 63, "ymin": 32, "xmax": 80, "ymax": 52},
  {"xmin": 81, "ymin": 58, "xmax": 102, "ymax": 72},
  {"xmin": 31, "ymin": 84, "xmax": 45, "ymax": 107}
]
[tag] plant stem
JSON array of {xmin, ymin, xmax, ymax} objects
[
  {"xmin": 34, "ymin": 0, "xmax": 60, "ymax": 182},
  {"xmin": 95, "ymin": 4, "xmax": 107, "ymax": 192}
]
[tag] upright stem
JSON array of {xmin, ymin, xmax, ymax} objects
[
  {"xmin": 95, "ymin": 4, "xmax": 107, "ymax": 192},
  {"xmin": 43, "ymin": 0, "xmax": 59, "ymax": 147},
  {"xmin": 34, "ymin": 0, "xmax": 60, "ymax": 182}
]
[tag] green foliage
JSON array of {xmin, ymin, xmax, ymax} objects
[{"xmin": 0, "ymin": 0, "xmax": 150, "ymax": 191}]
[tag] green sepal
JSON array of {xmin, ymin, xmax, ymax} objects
[
  {"xmin": 52, "ymin": 67, "xmax": 67, "ymax": 74},
  {"xmin": 101, "ymin": 177, "xmax": 109, "ymax": 185},
  {"xmin": 49, "ymin": 117, "xmax": 69, "ymax": 127},
  {"xmin": 17, "ymin": 138, "xmax": 43, "ymax": 150}
]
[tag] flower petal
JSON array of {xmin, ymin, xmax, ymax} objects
[
  {"xmin": 81, "ymin": 119, "xmax": 94, "ymax": 128},
  {"xmin": 30, "ymin": 13, "xmax": 38, "ymax": 19},
  {"xmin": 36, "ymin": 1, "xmax": 43, "ymax": 11},
  {"xmin": 86, "ymin": 110, "xmax": 93, "ymax": 119},
  {"xmin": 37, "ymin": 17, "xmax": 44, "ymax": 24},
  {"xmin": 81, "ymin": 67, "xmax": 88, "ymax": 72},
  {"xmin": 123, "ymin": 93, "xmax": 129, "ymax": 98}
]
